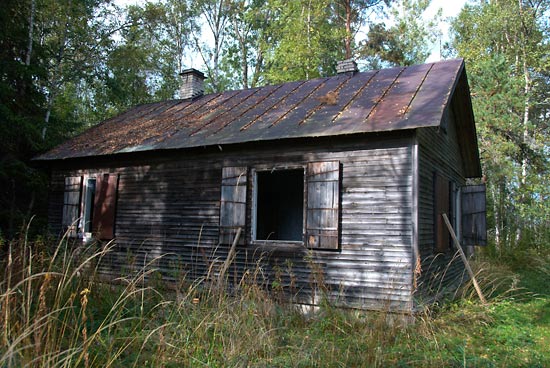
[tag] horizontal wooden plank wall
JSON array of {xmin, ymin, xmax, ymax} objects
[
  {"xmin": 48, "ymin": 134, "xmax": 415, "ymax": 311},
  {"xmin": 416, "ymin": 106, "xmax": 468, "ymax": 307}
]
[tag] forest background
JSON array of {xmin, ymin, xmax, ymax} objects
[{"xmin": 0, "ymin": 0, "xmax": 549, "ymax": 254}]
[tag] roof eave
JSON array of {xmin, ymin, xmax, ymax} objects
[{"xmin": 447, "ymin": 61, "xmax": 482, "ymax": 178}]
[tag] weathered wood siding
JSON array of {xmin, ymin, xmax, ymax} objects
[
  {"xmin": 48, "ymin": 134, "xmax": 415, "ymax": 311},
  {"xmin": 415, "ymin": 106, "xmax": 468, "ymax": 306}
]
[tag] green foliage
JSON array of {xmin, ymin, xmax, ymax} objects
[
  {"xmin": 0, "ymin": 0, "xmax": 48, "ymax": 239},
  {"xmin": 361, "ymin": 0, "xmax": 442, "ymax": 67},
  {"xmin": 262, "ymin": 0, "xmax": 346, "ymax": 83},
  {"xmin": 0, "ymin": 0, "xmax": 197, "ymax": 238},
  {"xmin": 3, "ymin": 0, "xmax": 547, "ymax": 256},
  {"xmin": 92, "ymin": 1, "xmax": 196, "ymax": 115},
  {"xmin": 199, "ymin": 0, "xmax": 396, "ymax": 87},
  {"xmin": 217, "ymin": 0, "xmax": 273, "ymax": 89}
]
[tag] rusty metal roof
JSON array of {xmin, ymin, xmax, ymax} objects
[{"xmin": 36, "ymin": 59, "xmax": 478, "ymax": 171}]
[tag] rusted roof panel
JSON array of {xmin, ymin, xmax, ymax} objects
[{"xmin": 36, "ymin": 59, "xmax": 474, "ymax": 161}]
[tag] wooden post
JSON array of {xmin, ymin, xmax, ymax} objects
[{"xmin": 442, "ymin": 214, "xmax": 487, "ymax": 305}]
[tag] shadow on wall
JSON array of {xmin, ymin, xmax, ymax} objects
[{"xmin": 100, "ymin": 157, "xmax": 223, "ymax": 283}]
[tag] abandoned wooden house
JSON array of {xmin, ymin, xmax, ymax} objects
[{"xmin": 35, "ymin": 58, "xmax": 487, "ymax": 312}]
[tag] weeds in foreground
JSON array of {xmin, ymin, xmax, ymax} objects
[{"xmin": 1, "ymin": 230, "xmax": 549, "ymax": 367}]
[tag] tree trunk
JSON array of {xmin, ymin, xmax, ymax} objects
[
  {"xmin": 42, "ymin": 0, "xmax": 72, "ymax": 140},
  {"xmin": 344, "ymin": 0, "xmax": 352, "ymax": 59},
  {"xmin": 241, "ymin": 43, "xmax": 248, "ymax": 88},
  {"xmin": 25, "ymin": 0, "xmax": 35, "ymax": 66},
  {"xmin": 251, "ymin": 47, "xmax": 263, "ymax": 88},
  {"xmin": 305, "ymin": 0, "xmax": 312, "ymax": 80},
  {"xmin": 491, "ymin": 184, "xmax": 501, "ymax": 252},
  {"xmin": 42, "ymin": 90, "xmax": 55, "ymax": 140},
  {"xmin": 515, "ymin": 0, "xmax": 532, "ymax": 246},
  {"xmin": 233, "ymin": 16, "xmax": 249, "ymax": 88}
]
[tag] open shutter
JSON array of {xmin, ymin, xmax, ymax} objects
[
  {"xmin": 306, "ymin": 161, "xmax": 340, "ymax": 249},
  {"xmin": 92, "ymin": 173, "xmax": 119, "ymax": 240},
  {"xmin": 434, "ymin": 173, "xmax": 450, "ymax": 252},
  {"xmin": 219, "ymin": 167, "xmax": 247, "ymax": 244},
  {"xmin": 461, "ymin": 184, "xmax": 487, "ymax": 246},
  {"xmin": 62, "ymin": 176, "xmax": 82, "ymax": 237}
]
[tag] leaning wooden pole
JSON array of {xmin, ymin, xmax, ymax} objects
[
  {"xmin": 217, "ymin": 227, "xmax": 242, "ymax": 287},
  {"xmin": 442, "ymin": 214, "xmax": 487, "ymax": 305}
]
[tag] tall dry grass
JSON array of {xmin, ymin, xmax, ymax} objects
[
  {"xmin": 0, "ymin": 223, "xmax": 167, "ymax": 367},
  {"xmin": 2, "ymin": 222, "xmax": 544, "ymax": 367},
  {"xmin": 0, "ymin": 225, "xmax": 430, "ymax": 367}
]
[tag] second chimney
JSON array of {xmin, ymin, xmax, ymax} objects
[
  {"xmin": 179, "ymin": 69, "xmax": 205, "ymax": 100},
  {"xmin": 336, "ymin": 59, "xmax": 359, "ymax": 75}
]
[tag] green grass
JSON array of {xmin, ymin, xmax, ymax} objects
[{"xmin": 1, "ymin": 232, "xmax": 549, "ymax": 367}]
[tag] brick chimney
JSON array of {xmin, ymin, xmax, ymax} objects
[
  {"xmin": 336, "ymin": 59, "xmax": 359, "ymax": 75},
  {"xmin": 179, "ymin": 68, "xmax": 205, "ymax": 100}
]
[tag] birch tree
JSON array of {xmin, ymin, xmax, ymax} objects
[
  {"xmin": 222, "ymin": 0, "xmax": 273, "ymax": 89},
  {"xmin": 192, "ymin": 0, "xmax": 232, "ymax": 92},
  {"xmin": 36, "ymin": 0, "xmax": 121, "ymax": 139}
]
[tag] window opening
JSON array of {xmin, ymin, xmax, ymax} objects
[
  {"xmin": 255, "ymin": 169, "xmax": 304, "ymax": 241},
  {"xmin": 82, "ymin": 178, "xmax": 96, "ymax": 233}
]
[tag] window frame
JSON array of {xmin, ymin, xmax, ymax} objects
[
  {"xmin": 218, "ymin": 161, "xmax": 341, "ymax": 250},
  {"xmin": 62, "ymin": 176, "xmax": 83, "ymax": 238},
  {"xmin": 62, "ymin": 172, "xmax": 119, "ymax": 241},
  {"xmin": 250, "ymin": 164, "xmax": 307, "ymax": 245},
  {"xmin": 79, "ymin": 175, "xmax": 97, "ymax": 242}
]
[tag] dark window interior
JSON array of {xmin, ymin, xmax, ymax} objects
[
  {"xmin": 256, "ymin": 169, "xmax": 304, "ymax": 241},
  {"xmin": 83, "ymin": 178, "xmax": 96, "ymax": 233}
]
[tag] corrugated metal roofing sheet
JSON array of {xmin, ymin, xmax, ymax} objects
[{"xmin": 36, "ymin": 59, "xmax": 468, "ymax": 161}]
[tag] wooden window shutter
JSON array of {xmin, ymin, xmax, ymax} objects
[
  {"xmin": 434, "ymin": 173, "xmax": 450, "ymax": 252},
  {"xmin": 219, "ymin": 167, "xmax": 247, "ymax": 244},
  {"xmin": 306, "ymin": 161, "xmax": 340, "ymax": 249},
  {"xmin": 461, "ymin": 184, "xmax": 487, "ymax": 246},
  {"xmin": 92, "ymin": 173, "xmax": 119, "ymax": 240},
  {"xmin": 62, "ymin": 176, "xmax": 82, "ymax": 237}
]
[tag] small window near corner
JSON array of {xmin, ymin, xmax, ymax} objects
[
  {"xmin": 254, "ymin": 169, "xmax": 304, "ymax": 242},
  {"xmin": 81, "ymin": 178, "xmax": 96, "ymax": 237},
  {"xmin": 62, "ymin": 173, "xmax": 119, "ymax": 241}
]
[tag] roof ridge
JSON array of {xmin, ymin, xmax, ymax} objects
[{"xmin": 33, "ymin": 59, "xmax": 473, "ymax": 162}]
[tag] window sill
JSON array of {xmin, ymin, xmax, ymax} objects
[
  {"xmin": 250, "ymin": 240, "xmax": 308, "ymax": 253},
  {"xmin": 66, "ymin": 232, "xmax": 97, "ymax": 244}
]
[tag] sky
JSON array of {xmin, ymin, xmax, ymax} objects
[{"xmin": 425, "ymin": 0, "xmax": 469, "ymax": 61}]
